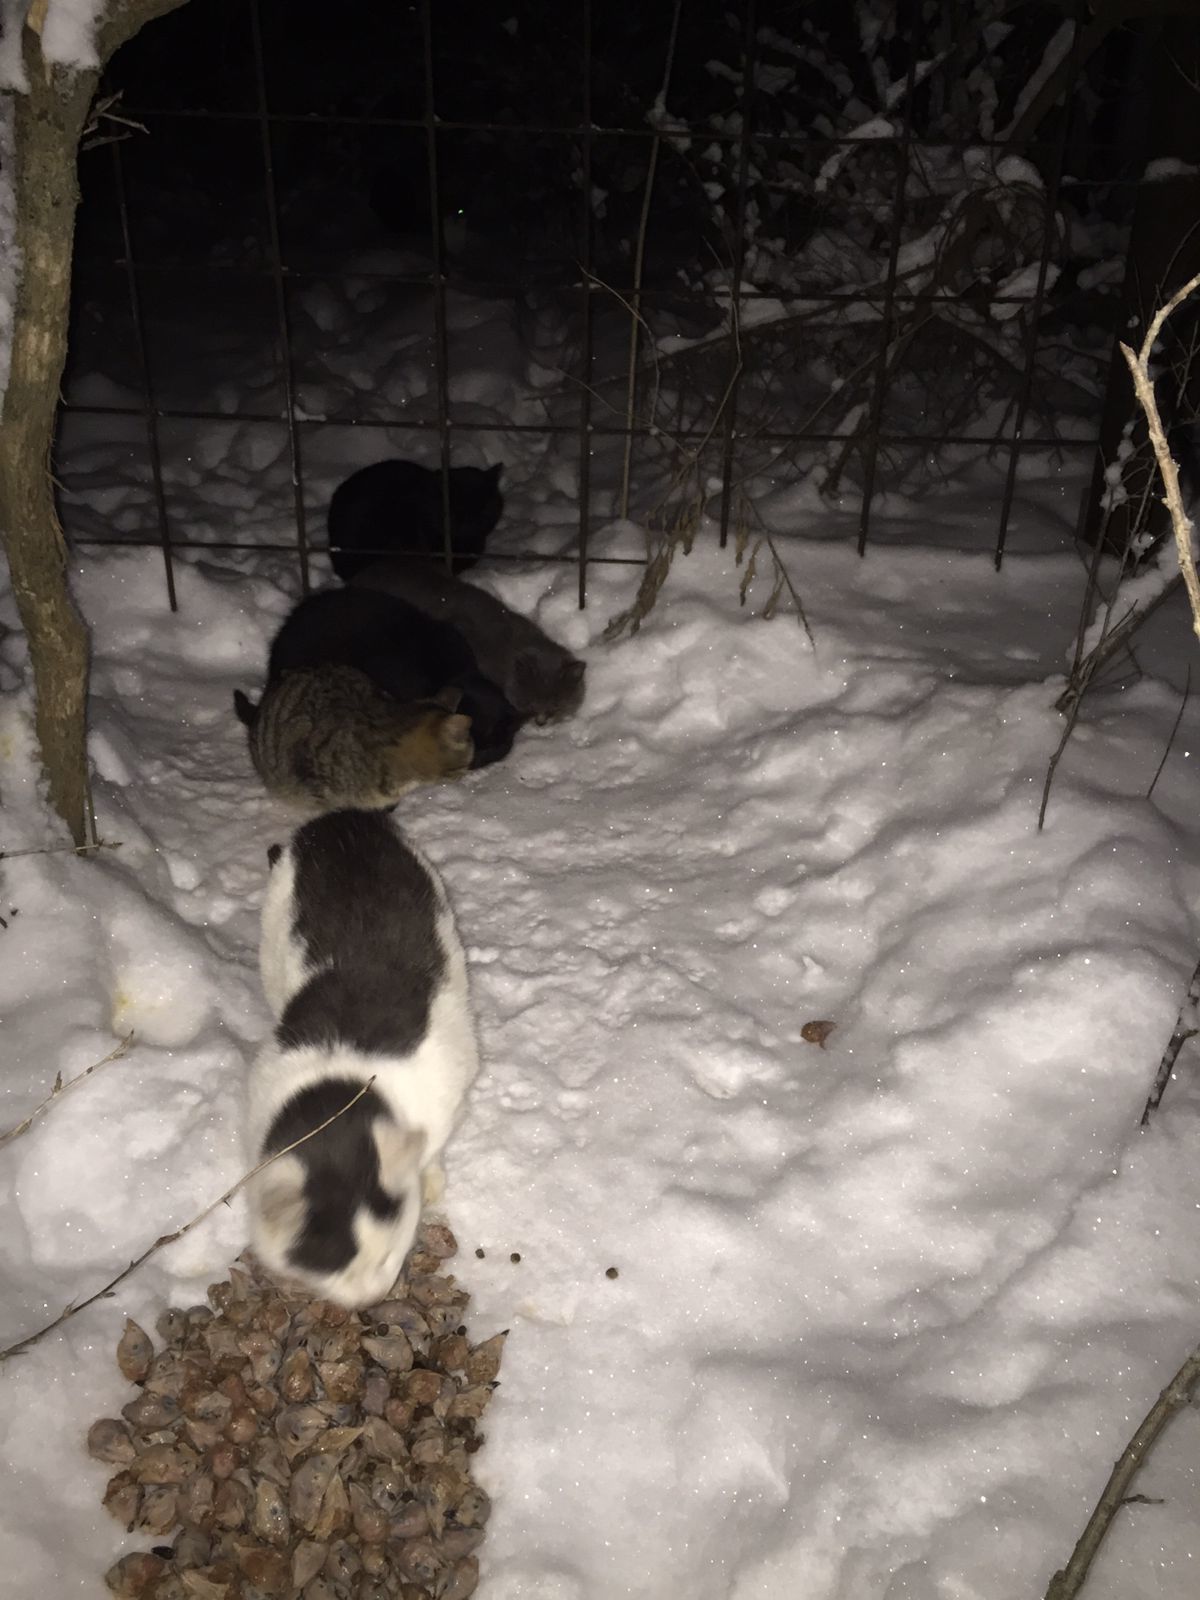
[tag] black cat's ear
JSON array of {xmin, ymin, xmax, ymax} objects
[
  {"xmin": 267, "ymin": 843, "xmax": 283, "ymax": 869},
  {"xmin": 565, "ymin": 659, "xmax": 586, "ymax": 685},
  {"xmin": 487, "ymin": 462, "xmax": 504, "ymax": 485}
]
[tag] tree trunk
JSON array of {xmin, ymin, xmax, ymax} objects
[{"xmin": 0, "ymin": 0, "xmax": 187, "ymax": 844}]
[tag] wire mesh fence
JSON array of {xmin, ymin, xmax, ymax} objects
[{"xmin": 57, "ymin": 0, "xmax": 1149, "ymax": 611}]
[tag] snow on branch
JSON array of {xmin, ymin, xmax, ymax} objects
[{"xmin": 0, "ymin": 0, "xmax": 107, "ymax": 90}]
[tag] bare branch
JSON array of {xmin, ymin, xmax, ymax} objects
[
  {"xmin": 1140, "ymin": 954, "xmax": 1200, "ymax": 1125},
  {"xmin": 1119, "ymin": 267, "xmax": 1200, "ymax": 647},
  {"xmin": 0, "ymin": 838, "xmax": 121, "ymax": 863},
  {"xmin": 1045, "ymin": 1338, "xmax": 1200, "ymax": 1600},
  {"xmin": 0, "ymin": 1032, "xmax": 134, "ymax": 1147}
]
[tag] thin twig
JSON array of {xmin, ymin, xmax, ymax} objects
[
  {"xmin": 0, "ymin": 1076, "xmax": 378, "ymax": 1364},
  {"xmin": 0, "ymin": 1032, "xmax": 135, "ymax": 1147},
  {"xmin": 618, "ymin": 0, "xmax": 684, "ymax": 524},
  {"xmin": 1044, "ymin": 1338, "xmax": 1200, "ymax": 1600},
  {"xmin": 1140, "ymin": 955, "xmax": 1200, "ymax": 1126},
  {"xmin": 1056, "ymin": 574, "xmax": 1184, "ymax": 718},
  {"xmin": 1037, "ymin": 687, "xmax": 1086, "ymax": 832},
  {"xmin": 0, "ymin": 838, "xmax": 121, "ymax": 863},
  {"xmin": 1146, "ymin": 667, "xmax": 1191, "ymax": 801},
  {"xmin": 1119, "ymin": 267, "xmax": 1200, "ymax": 647}
]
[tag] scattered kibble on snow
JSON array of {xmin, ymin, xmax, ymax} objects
[{"xmin": 801, "ymin": 1019, "xmax": 836, "ymax": 1048}]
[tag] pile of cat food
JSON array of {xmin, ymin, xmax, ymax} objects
[{"xmin": 94, "ymin": 1223, "xmax": 501, "ymax": 1600}]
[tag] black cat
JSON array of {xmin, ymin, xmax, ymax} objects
[
  {"xmin": 262, "ymin": 587, "xmax": 524, "ymax": 769},
  {"xmin": 327, "ymin": 460, "xmax": 504, "ymax": 581}
]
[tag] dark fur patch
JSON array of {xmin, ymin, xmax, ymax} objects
[
  {"xmin": 263, "ymin": 1078, "xmax": 401, "ymax": 1276},
  {"xmin": 328, "ymin": 459, "xmax": 503, "ymax": 580},
  {"xmin": 265, "ymin": 587, "xmax": 523, "ymax": 767},
  {"xmin": 350, "ymin": 557, "xmax": 587, "ymax": 724},
  {"xmin": 233, "ymin": 689, "xmax": 257, "ymax": 727},
  {"xmin": 277, "ymin": 967, "xmax": 434, "ymax": 1056},
  {"xmin": 283, "ymin": 810, "xmax": 445, "ymax": 1056},
  {"xmin": 267, "ymin": 843, "xmax": 283, "ymax": 869}
]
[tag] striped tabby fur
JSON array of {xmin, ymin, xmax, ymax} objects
[{"xmin": 233, "ymin": 664, "xmax": 473, "ymax": 812}]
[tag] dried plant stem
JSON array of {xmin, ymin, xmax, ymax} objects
[
  {"xmin": 1145, "ymin": 667, "xmax": 1191, "ymax": 801},
  {"xmin": 0, "ymin": 1032, "xmax": 134, "ymax": 1147},
  {"xmin": 1119, "ymin": 267, "xmax": 1200, "ymax": 647},
  {"xmin": 618, "ymin": 0, "xmax": 683, "ymax": 523},
  {"xmin": 1140, "ymin": 954, "xmax": 1200, "ymax": 1125},
  {"xmin": 0, "ymin": 1077, "xmax": 377, "ymax": 1364},
  {"xmin": 1044, "ymin": 1338, "xmax": 1200, "ymax": 1600},
  {"xmin": 0, "ymin": 838, "xmax": 121, "ymax": 863},
  {"xmin": 1037, "ymin": 687, "xmax": 1086, "ymax": 832},
  {"xmin": 1055, "ymin": 574, "xmax": 1182, "ymax": 718}
]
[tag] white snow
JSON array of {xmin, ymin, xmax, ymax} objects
[
  {"xmin": 4, "ymin": 453, "xmax": 1200, "ymax": 1598},
  {"xmin": 991, "ymin": 261, "xmax": 1062, "ymax": 321},
  {"xmin": 815, "ymin": 117, "xmax": 896, "ymax": 195}
]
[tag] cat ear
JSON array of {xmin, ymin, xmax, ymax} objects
[
  {"xmin": 565, "ymin": 660, "xmax": 586, "ymax": 686},
  {"xmin": 373, "ymin": 1120, "xmax": 426, "ymax": 1195},
  {"xmin": 486, "ymin": 462, "xmax": 503, "ymax": 484},
  {"xmin": 430, "ymin": 684, "xmax": 463, "ymax": 712},
  {"xmin": 267, "ymin": 843, "xmax": 283, "ymax": 869}
]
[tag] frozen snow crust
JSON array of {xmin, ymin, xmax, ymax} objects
[{"xmin": 2, "ymin": 516, "xmax": 1200, "ymax": 1599}]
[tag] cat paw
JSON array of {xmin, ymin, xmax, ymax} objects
[{"xmin": 421, "ymin": 1162, "xmax": 446, "ymax": 1206}]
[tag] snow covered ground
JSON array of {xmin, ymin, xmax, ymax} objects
[{"xmin": 4, "ymin": 275, "xmax": 1200, "ymax": 1600}]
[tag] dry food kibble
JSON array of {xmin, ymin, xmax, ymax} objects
[
  {"xmin": 116, "ymin": 1319, "xmax": 155, "ymax": 1384},
  {"xmin": 88, "ymin": 1418, "xmax": 137, "ymax": 1467},
  {"xmin": 96, "ymin": 1220, "xmax": 503, "ymax": 1599},
  {"xmin": 606, "ymin": 1266, "xmax": 619, "ymax": 1279}
]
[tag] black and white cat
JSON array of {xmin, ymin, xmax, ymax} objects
[
  {"xmin": 247, "ymin": 809, "xmax": 478, "ymax": 1308},
  {"xmin": 350, "ymin": 556, "xmax": 586, "ymax": 725}
]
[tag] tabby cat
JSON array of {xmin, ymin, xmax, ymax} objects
[
  {"xmin": 263, "ymin": 586, "xmax": 525, "ymax": 768},
  {"xmin": 233, "ymin": 663, "xmax": 473, "ymax": 812}
]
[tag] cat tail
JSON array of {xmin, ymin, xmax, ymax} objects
[{"xmin": 233, "ymin": 689, "xmax": 259, "ymax": 727}]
